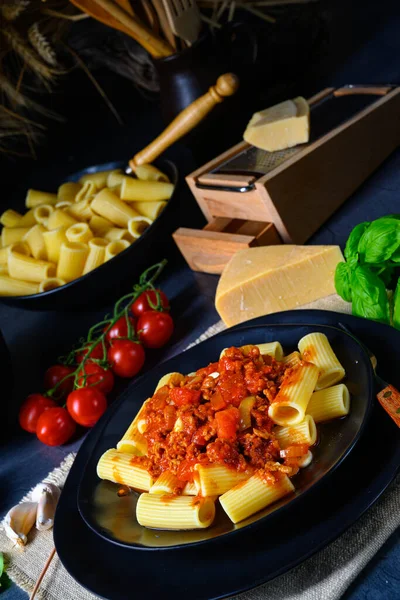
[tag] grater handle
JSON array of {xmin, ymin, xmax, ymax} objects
[{"xmin": 334, "ymin": 85, "xmax": 394, "ymax": 97}]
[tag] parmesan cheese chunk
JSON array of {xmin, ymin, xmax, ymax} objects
[
  {"xmin": 215, "ymin": 245, "xmax": 344, "ymax": 326},
  {"xmin": 243, "ymin": 97, "xmax": 310, "ymax": 152}
]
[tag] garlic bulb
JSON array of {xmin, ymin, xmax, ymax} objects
[
  {"xmin": 32, "ymin": 483, "xmax": 61, "ymax": 531},
  {"xmin": 4, "ymin": 502, "xmax": 37, "ymax": 546}
]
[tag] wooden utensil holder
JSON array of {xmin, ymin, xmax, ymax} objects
[{"xmin": 174, "ymin": 85, "xmax": 400, "ymax": 274}]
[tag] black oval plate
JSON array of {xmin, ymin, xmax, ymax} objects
[
  {"xmin": 0, "ymin": 159, "xmax": 178, "ymax": 310},
  {"xmin": 77, "ymin": 322, "xmax": 374, "ymax": 550},
  {"xmin": 54, "ymin": 311, "xmax": 400, "ymax": 600}
]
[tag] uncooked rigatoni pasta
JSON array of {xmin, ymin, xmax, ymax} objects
[{"xmin": 97, "ymin": 339, "xmax": 350, "ymax": 531}]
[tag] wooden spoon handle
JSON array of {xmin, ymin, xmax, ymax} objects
[{"xmin": 130, "ymin": 73, "xmax": 239, "ymax": 168}]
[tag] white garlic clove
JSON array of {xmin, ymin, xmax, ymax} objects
[
  {"xmin": 4, "ymin": 502, "xmax": 38, "ymax": 546},
  {"xmin": 33, "ymin": 483, "xmax": 61, "ymax": 531}
]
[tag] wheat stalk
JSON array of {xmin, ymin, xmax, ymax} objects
[
  {"xmin": 0, "ymin": 1, "xmax": 29, "ymax": 22},
  {"xmin": 28, "ymin": 23, "xmax": 58, "ymax": 66},
  {"xmin": 2, "ymin": 24, "xmax": 58, "ymax": 82}
]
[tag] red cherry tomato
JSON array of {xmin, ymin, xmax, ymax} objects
[
  {"xmin": 67, "ymin": 387, "xmax": 108, "ymax": 427},
  {"xmin": 77, "ymin": 361, "xmax": 114, "ymax": 395},
  {"xmin": 131, "ymin": 289, "xmax": 169, "ymax": 317},
  {"xmin": 19, "ymin": 394, "xmax": 58, "ymax": 433},
  {"xmin": 44, "ymin": 364, "xmax": 75, "ymax": 400},
  {"xmin": 36, "ymin": 407, "xmax": 76, "ymax": 446},
  {"xmin": 76, "ymin": 341, "xmax": 105, "ymax": 364},
  {"xmin": 105, "ymin": 315, "xmax": 136, "ymax": 342},
  {"xmin": 107, "ymin": 340, "xmax": 145, "ymax": 378},
  {"xmin": 137, "ymin": 311, "xmax": 174, "ymax": 348},
  {"xmin": 215, "ymin": 407, "xmax": 240, "ymax": 441}
]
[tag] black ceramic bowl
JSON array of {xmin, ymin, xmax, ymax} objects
[
  {"xmin": 0, "ymin": 160, "xmax": 178, "ymax": 311},
  {"xmin": 77, "ymin": 322, "xmax": 374, "ymax": 550}
]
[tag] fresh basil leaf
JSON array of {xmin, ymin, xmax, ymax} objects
[
  {"xmin": 393, "ymin": 278, "xmax": 400, "ymax": 330},
  {"xmin": 0, "ymin": 553, "xmax": 3, "ymax": 579},
  {"xmin": 358, "ymin": 217, "xmax": 400, "ymax": 264},
  {"xmin": 351, "ymin": 265, "xmax": 390, "ymax": 324},
  {"xmin": 344, "ymin": 222, "xmax": 370, "ymax": 267},
  {"xmin": 370, "ymin": 264, "xmax": 395, "ymax": 287},
  {"xmin": 0, "ymin": 572, "xmax": 11, "ymax": 592},
  {"xmin": 335, "ymin": 262, "xmax": 352, "ymax": 302}
]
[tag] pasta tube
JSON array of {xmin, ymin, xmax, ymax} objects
[
  {"xmin": 55, "ymin": 201, "xmax": 73, "ymax": 210},
  {"xmin": 89, "ymin": 215, "xmax": 113, "ymax": 236},
  {"xmin": 149, "ymin": 472, "xmax": 185, "ymax": 495},
  {"xmin": 24, "ymin": 224, "xmax": 47, "ymax": 260},
  {"xmin": 268, "ymin": 362, "xmax": 319, "ymax": 426},
  {"xmin": 79, "ymin": 169, "xmax": 115, "ymax": 189},
  {"xmin": 1, "ymin": 209, "xmax": 22, "ymax": 228},
  {"xmin": 18, "ymin": 209, "xmax": 37, "ymax": 228},
  {"xmin": 132, "ymin": 201, "xmax": 166, "ymax": 220},
  {"xmin": 0, "ymin": 265, "xmax": 8, "ymax": 275},
  {"xmin": 183, "ymin": 481, "xmax": 199, "ymax": 496},
  {"xmin": 57, "ymin": 182, "xmax": 82, "ymax": 203},
  {"xmin": 68, "ymin": 198, "xmax": 93, "ymax": 221},
  {"xmin": 75, "ymin": 180, "xmax": 97, "ymax": 203},
  {"xmin": 127, "ymin": 216, "xmax": 152, "ymax": 239},
  {"xmin": 82, "ymin": 238, "xmax": 108, "ymax": 275},
  {"xmin": 219, "ymin": 472, "xmax": 294, "ymax": 524},
  {"xmin": 274, "ymin": 414, "xmax": 317, "ymax": 449},
  {"xmin": 136, "ymin": 494, "xmax": 215, "ymax": 530},
  {"xmin": 47, "ymin": 209, "xmax": 78, "ymax": 230},
  {"xmin": 42, "ymin": 227, "xmax": 67, "ymax": 263},
  {"xmin": 39, "ymin": 278, "xmax": 67, "ymax": 292},
  {"xmin": 120, "ymin": 177, "xmax": 173, "ymax": 202},
  {"xmin": 97, "ymin": 449, "xmax": 153, "ymax": 490},
  {"xmin": 8, "ymin": 251, "xmax": 56, "ymax": 283},
  {"xmin": 154, "ymin": 372, "xmax": 185, "ymax": 391},
  {"xmin": 282, "ymin": 351, "xmax": 301, "ymax": 367},
  {"xmin": 256, "ymin": 342, "xmax": 283, "ymax": 361},
  {"xmin": 298, "ymin": 333, "xmax": 345, "ymax": 390},
  {"xmin": 66, "ymin": 223, "xmax": 93, "ymax": 244},
  {"xmin": 104, "ymin": 240, "xmax": 130, "ymax": 261},
  {"xmin": 104, "ymin": 228, "xmax": 132, "ymax": 242},
  {"xmin": 91, "ymin": 189, "xmax": 139, "ymax": 227},
  {"xmin": 32, "ymin": 204, "xmax": 54, "ymax": 227},
  {"xmin": 134, "ymin": 164, "xmax": 169, "ymax": 182},
  {"xmin": 0, "ymin": 275, "xmax": 39, "ymax": 296},
  {"xmin": 25, "ymin": 189, "xmax": 57, "ymax": 208},
  {"xmin": 107, "ymin": 170, "xmax": 124, "ymax": 188},
  {"xmin": 196, "ymin": 464, "xmax": 250, "ymax": 496},
  {"xmin": 2, "ymin": 227, "xmax": 30, "ymax": 246},
  {"xmin": 307, "ymin": 384, "xmax": 350, "ymax": 423},
  {"xmin": 57, "ymin": 242, "xmax": 89, "ymax": 282},
  {"xmin": 0, "ymin": 242, "xmax": 29, "ymax": 264}
]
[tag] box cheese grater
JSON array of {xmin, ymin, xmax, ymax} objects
[{"xmin": 173, "ymin": 85, "xmax": 400, "ymax": 274}]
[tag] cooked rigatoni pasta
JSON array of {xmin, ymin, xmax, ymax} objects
[
  {"xmin": 104, "ymin": 240, "xmax": 129, "ymax": 261},
  {"xmin": 307, "ymin": 384, "xmax": 350, "ymax": 423},
  {"xmin": 25, "ymin": 189, "xmax": 57, "ymax": 208},
  {"xmin": 42, "ymin": 227, "xmax": 67, "ymax": 263},
  {"xmin": 39, "ymin": 277, "xmax": 67, "ymax": 292},
  {"xmin": 57, "ymin": 242, "xmax": 88, "ymax": 282},
  {"xmin": 57, "ymin": 181, "xmax": 82, "ymax": 203},
  {"xmin": 1, "ymin": 209, "xmax": 23, "ymax": 228},
  {"xmin": 268, "ymin": 361, "xmax": 319, "ymax": 426},
  {"xmin": 97, "ymin": 341, "xmax": 350, "ymax": 530},
  {"xmin": 282, "ymin": 351, "xmax": 301, "ymax": 367},
  {"xmin": 82, "ymin": 238, "xmax": 108, "ymax": 275},
  {"xmin": 66, "ymin": 222, "xmax": 93, "ymax": 244},
  {"xmin": 134, "ymin": 164, "xmax": 169, "ymax": 182},
  {"xmin": 0, "ymin": 242, "xmax": 29, "ymax": 264},
  {"xmin": 132, "ymin": 201, "xmax": 166, "ymax": 220},
  {"xmin": 120, "ymin": 177, "xmax": 174, "ymax": 202},
  {"xmin": 97, "ymin": 449, "xmax": 153, "ymax": 490},
  {"xmin": 298, "ymin": 332, "xmax": 345, "ymax": 390},
  {"xmin": 0, "ymin": 275, "xmax": 39, "ymax": 296},
  {"xmin": 24, "ymin": 224, "xmax": 47, "ymax": 260},
  {"xmin": 0, "ymin": 166, "xmax": 173, "ymax": 295},
  {"xmin": 8, "ymin": 251, "xmax": 56, "ymax": 283}
]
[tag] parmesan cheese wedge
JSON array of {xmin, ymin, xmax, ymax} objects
[
  {"xmin": 243, "ymin": 97, "xmax": 310, "ymax": 152},
  {"xmin": 215, "ymin": 245, "xmax": 344, "ymax": 326}
]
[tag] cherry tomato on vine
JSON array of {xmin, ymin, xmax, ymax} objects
[
  {"xmin": 44, "ymin": 365, "xmax": 75, "ymax": 400},
  {"xmin": 76, "ymin": 341, "xmax": 105, "ymax": 364},
  {"xmin": 105, "ymin": 315, "xmax": 136, "ymax": 342},
  {"xmin": 137, "ymin": 311, "xmax": 174, "ymax": 349},
  {"xmin": 77, "ymin": 361, "xmax": 114, "ymax": 395},
  {"xmin": 107, "ymin": 339, "xmax": 145, "ymax": 378},
  {"xmin": 131, "ymin": 289, "xmax": 169, "ymax": 317},
  {"xmin": 67, "ymin": 387, "xmax": 108, "ymax": 427},
  {"xmin": 19, "ymin": 394, "xmax": 58, "ymax": 434},
  {"xmin": 36, "ymin": 407, "xmax": 76, "ymax": 446}
]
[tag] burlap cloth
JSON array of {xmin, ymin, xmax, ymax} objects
[{"xmin": 2, "ymin": 295, "xmax": 399, "ymax": 600}]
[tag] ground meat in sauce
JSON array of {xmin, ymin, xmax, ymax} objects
[{"xmin": 132, "ymin": 345, "xmax": 304, "ymax": 483}]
